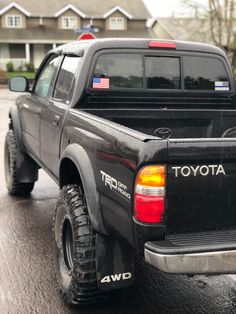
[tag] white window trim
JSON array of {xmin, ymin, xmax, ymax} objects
[
  {"xmin": 0, "ymin": 3, "xmax": 31, "ymax": 17},
  {"xmin": 5, "ymin": 15, "xmax": 22, "ymax": 28},
  {"xmin": 103, "ymin": 6, "xmax": 132, "ymax": 19},
  {"xmin": 109, "ymin": 17, "xmax": 125, "ymax": 30},
  {"xmin": 54, "ymin": 4, "xmax": 86, "ymax": 18},
  {"xmin": 61, "ymin": 16, "xmax": 78, "ymax": 29}
]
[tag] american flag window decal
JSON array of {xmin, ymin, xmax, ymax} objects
[{"xmin": 92, "ymin": 77, "xmax": 110, "ymax": 89}]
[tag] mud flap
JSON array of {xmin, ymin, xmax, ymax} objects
[
  {"xmin": 96, "ymin": 233, "xmax": 134, "ymax": 291},
  {"xmin": 15, "ymin": 150, "xmax": 38, "ymax": 183}
]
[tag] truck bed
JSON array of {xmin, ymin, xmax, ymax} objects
[{"xmin": 81, "ymin": 89, "xmax": 236, "ymax": 138}]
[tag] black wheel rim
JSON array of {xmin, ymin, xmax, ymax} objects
[{"xmin": 62, "ymin": 218, "xmax": 74, "ymax": 272}]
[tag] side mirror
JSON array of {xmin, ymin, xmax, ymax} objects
[{"xmin": 9, "ymin": 76, "xmax": 29, "ymax": 92}]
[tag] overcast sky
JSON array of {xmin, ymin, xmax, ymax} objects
[{"xmin": 144, "ymin": 0, "xmax": 208, "ymax": 17}]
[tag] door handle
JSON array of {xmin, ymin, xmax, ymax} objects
[{"xmin": 53, "ymin": 115, "xmax": 60, "ymax": 126}]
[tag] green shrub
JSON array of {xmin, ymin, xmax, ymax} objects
[
  {"xmin": 25, "ymin": 62, "xmax": 34, "ymax": 72},
  {"xmin": 6, "ymin": 61, "xmax": 14, "ymax": 72}
]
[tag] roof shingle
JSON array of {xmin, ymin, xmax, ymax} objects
[
  {"xmin": 0, "ymin": 27, "xmax": 154, "ymax": 43},
  {"xmin": 0, "ymin": 0, "xmax": 150, "ymax": 18}
]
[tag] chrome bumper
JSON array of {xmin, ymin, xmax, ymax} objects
[{"xmin": 145, "ymin": 248, "xmax": 236, "ymax": 274}]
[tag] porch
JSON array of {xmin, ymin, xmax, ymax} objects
[{"xmin": 0, "ymin": 43, "xmax": 59, "ymax": 70}]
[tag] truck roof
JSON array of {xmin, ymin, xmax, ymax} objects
[{"xmin": 54, "ymin": 38, "xmax": 226, "ymax": 58}]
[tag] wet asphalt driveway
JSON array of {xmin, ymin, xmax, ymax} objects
[{"xmin": 1, "ymin": 89, "xmax": 236, "ymax": 313}]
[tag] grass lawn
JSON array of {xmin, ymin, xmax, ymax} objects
[{"xmin": 7, "ymin": 72, "xmax": 35, "ymax": 80}]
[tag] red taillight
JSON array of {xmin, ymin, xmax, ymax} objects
[
  {"xmin": 148, "ymin": 41, "xmax": 176, "ymax": 49},
  {"xmin": 134, "ymin": 165, "xmax": 166, "ymax": 223},
  {"xmin": 134, "ymin": 194, "xmax": 164, "ymax": 223}
]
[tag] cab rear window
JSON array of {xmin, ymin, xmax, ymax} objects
[
  {"xmin": 92, "ymin": 53, "xmax": 230, "ymax": 91},
  {"xmin": 145, "ymin": 57, "xmax": 180, "ymax": 89},
  {"xmin": 93, "ymin": 54, "xmax": 143, "ymax": 89},
  {"xmin": 184, "ymin": 56, "xmax": 229, "ymax": 90}
]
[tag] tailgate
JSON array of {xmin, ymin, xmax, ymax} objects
[{"xmin": 166, "ymin": 138, "xmax": 236, "ymax": 234}]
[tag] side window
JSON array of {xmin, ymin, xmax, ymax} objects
[
  {"xmin": 92, "ymin": 54, "xmax": 143, "ymax": 89},
  {"xmin": 34, "ymin": 55, "xmax": 60, "ymax": 97},
  {"xmin": 53, "ymin": 56, "xmax": 81, "ymax": 103},
  {"xmin": 184, "ymin": 56, "xmax": 229, "ymax": 90},
  {"xmin": 145, "ymin": 57, "xmax": 181, "ymax": 89}
]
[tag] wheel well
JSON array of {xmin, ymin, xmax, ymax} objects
[{"xmin": 59, "ymin": 158, "xmax": 83, "ymax": 189}]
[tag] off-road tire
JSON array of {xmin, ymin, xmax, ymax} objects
[
  {"xmin": 53, "ymin": 184, "xmax": 107, "ymax": 305},
  {"xmin": 4, "ymin": 130, "xmax": 34, "ymax": 195}
]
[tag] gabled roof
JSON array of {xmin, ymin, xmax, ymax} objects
[
  {"xmin": 103, "ymin": 5, "xmax": 133, "ymax": 19},
  {"xmin": 0, "ymin": 2, "xmax": 31, "ymax": 16},
  {"xmin": 0, "ymin": 0, "xmax": 150, "ymax": 19},
  {"xmin": 54, "ymin": 4, "xmax": 86, "ymax": 18},
  {"xmin": 155, "ymin": 17, "xmax": 236, "ymax": 49},
  {"xmin": 152, "ymin": 18, "xmax": 213, "ymax": 44}
]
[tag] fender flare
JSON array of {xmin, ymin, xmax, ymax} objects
[
  {"xmin": 9, "ymin": 105, "xmax": 25, "ymax": 152},
  {"xmin": 8, "ymin": 105, "xmax": 38, "ymax": 183},
  {"xmin": 60, "ymin": 144, "xmax": 107, "ymax": 234}
]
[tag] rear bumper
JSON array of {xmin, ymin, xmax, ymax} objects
[
  {"xmin": 145, "ymin": 248, "xmax": 236, "ymax": 274},
  {"xmin": 145, "ymin": 230, "xmax": 236, "ymax": 274}
]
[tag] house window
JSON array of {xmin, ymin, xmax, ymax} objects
[
  {"xmin": 6, "ymin": 15, "xmax": 22, "ymax": 28},
  {"xmin": 109, "ymin": 17, "xmax": 125, "ymax": 30},
  {"xmin": 9, "ymin": 44, "xmax": 26, "ymax": 58},
  {"xmin": 62, "ymin": 16, "xmax": 77, "ymax": 29}
]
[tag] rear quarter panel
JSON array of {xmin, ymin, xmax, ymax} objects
[{"xmin": 60, "ymin": 109, "xmax": 168, "ymax": 246}]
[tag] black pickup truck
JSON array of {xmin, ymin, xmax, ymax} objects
[{"xmin": 5, "ymin": 38, "xmax": 236, "ymax": 305}]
